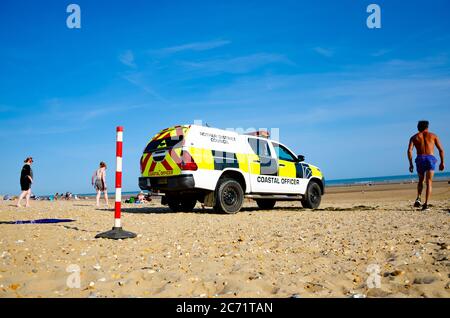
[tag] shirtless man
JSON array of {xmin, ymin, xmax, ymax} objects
[{"xmin": 407, "ymin": 121, "xmax": 445, "ymax": 210}]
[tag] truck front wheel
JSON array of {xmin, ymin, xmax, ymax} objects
[{"xmin": 301, "ymin": 182, "xmax": 322, "ymax": 209}]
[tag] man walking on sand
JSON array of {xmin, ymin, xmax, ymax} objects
[
  {"xmin": 17, "ymin": 157, "xmax": 34, "ymax": 208},
  {"xmin": 408, "ymin": 120, "xmax": 445, "ymax": 211}
]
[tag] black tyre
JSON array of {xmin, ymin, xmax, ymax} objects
[
  {"xmin": 214, "ymin": 178, "xmax": 244, "ymax": 214},
  {"xmin": 255, "ymin": 199, "xmax": 276, "ymax": 210},
  {"xmin": 167, "ymin": 196, "xmax": 196, "ymax": 212},
  {"xmin": 301, "ymin": 182, "xmax": 322, "ymax": 209}
]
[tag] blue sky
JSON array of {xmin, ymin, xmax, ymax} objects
[{"xmin": 0, "ymin": 0, "xmax": 449, "ymax": 195}]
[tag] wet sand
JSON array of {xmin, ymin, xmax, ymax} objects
[{"xmin": 0, "ymin": 181, "xmax": 449, "ymax": 298}]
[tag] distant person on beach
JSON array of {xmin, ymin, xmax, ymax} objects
[
  {"xmin": 408, "ymin": 120, "xmax": 445, "ymax": 211},
  {"xmin": 136, "ymin": 192, "xmax": 147, "ymax": 203},
  {"xmin": 17, "ymin": 157, "xmax": 34, "ymax": 207},
  {"xmin": 92, "ymin": 161, "xmax": 109, "ymax": 207}
]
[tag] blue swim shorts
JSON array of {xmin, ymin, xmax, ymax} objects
[{"xmin": 415, "ymin": 155, "xmax": 437, "ymax": 175}]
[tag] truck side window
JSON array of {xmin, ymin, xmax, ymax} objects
[
  {"xmin": 248, "ymin": 138, "xmax": 271, "ymax": 157},
  {"xmin": 272, "ymin": 143, "xmax": 297, "ymax": 162}
]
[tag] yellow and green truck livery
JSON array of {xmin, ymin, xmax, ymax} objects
[{"xmin": 139, "ymin": 124, "xmax": 325, "ymax": 213}]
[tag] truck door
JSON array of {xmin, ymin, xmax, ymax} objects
[
  {"xmin": 247, "ymin": 137, "xmax": 278, "ymax": 193},
  {"xmin": 271, "ymin": 142, "xmax": 307, "ymax": 194}
]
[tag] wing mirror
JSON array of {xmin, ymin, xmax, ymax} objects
[{"xmin": 297, "ymin": 155, "xmax": 305, "ymax": 162}]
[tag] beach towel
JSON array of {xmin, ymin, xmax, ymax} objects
[{"xmin": 0, "ymin": 218, "xmax": 75, "ymax": 225}]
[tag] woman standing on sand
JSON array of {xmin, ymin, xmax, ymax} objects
[
  {"xmin": 92, "ymin": 162, "xmax": 109, "ymax": 207},
  {"xmin": 17, "ymin": 157, "xmax": 34, "ymax": 208}
]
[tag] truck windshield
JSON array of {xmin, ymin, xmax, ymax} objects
[{"xmin": 144, "ymin": 135, "xmax": 183, "ymax": 153}]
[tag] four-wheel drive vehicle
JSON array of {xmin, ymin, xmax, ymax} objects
[{"xmin": 139, "ymin": 124, "xmax": 325, "ymax": 213}]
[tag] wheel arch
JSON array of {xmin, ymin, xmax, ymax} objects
[
  {"xmin": 218, "ymin": 169, "xmax": 247, "ymax": 193},
  {"xmin": 309, "ymin": 177, "xmax": 325, "ymax": 195}
]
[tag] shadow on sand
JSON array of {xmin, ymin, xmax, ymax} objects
[
  {"xmin": 119, "ymin": 204, "xmax": 380, "ymax": 215},
  {"xmin": 119, "ymin": 205, "xmax": 307, "ymax": 215}
]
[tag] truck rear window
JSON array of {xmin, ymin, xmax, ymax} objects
[{"xmin": 144, "ymin": 135, "xmax": 183, "ymax": 153}]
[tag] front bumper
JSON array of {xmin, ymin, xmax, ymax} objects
[{"xmin": 139, "ymin": 174, "xmax": 195, "ymax": 192}]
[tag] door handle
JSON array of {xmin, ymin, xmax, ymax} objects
[
  {"xmin": 253, "ymin": 160, "xmax": 260, "ymax": 163},
  {"xmin": 279, "ymin": 163, "xmax": 285, "ymax": 167}
]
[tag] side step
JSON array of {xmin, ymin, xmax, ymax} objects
[{"xmin": 245, "ymin": 194, "xmax": 303, "ymax": 201}]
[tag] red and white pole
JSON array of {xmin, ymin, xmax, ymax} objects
[
  {"xmin": 95, "ymin": 126, "xmax": 136, "ymax": 240},
  {"xmin": 114, "ymin": 126, "xmax": 123, "ymax": 228}
]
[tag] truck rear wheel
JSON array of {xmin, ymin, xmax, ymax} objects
[
  {"xmin": 301, "ymin": 182, "xmax": 322, "ymax": 209},
  {"xmin": 214, "ymin": 178, "xmax": 244, "ymax": 214},
  {"xmin": 256, "ymin": 199, "xmax": 276, "ymax": 210}
]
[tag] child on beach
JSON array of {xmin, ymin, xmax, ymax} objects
[
  {"xmin": 92, "ymin": 162, "xmax": 109, "ymax": 207},
  {"xmin": 17, "ymin": 157, "xmax": 34, "ymax": 208}
]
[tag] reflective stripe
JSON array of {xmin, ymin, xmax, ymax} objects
[
  {"xmin": 116, "ymin": 157, "xmax": 123, "ymax": 172},
  {"xmin": 115, "ymin": 188, "xmax": 122, "ymax": 202}
]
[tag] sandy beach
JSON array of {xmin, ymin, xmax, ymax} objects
[{"xmin": 0, "ymin": 181, "xmax": 448, "ymax": 298}]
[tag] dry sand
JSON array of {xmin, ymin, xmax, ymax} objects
[{"xmin": 0, "ymin": 181, "xmax": 449, "ymax": 298}]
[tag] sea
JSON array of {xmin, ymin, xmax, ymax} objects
[{"xmin": 326, "ymin": 172, "xmax": 450, "ymax": 187}]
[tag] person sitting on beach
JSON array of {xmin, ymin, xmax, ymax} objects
[
  {"xmin": 91, "ymin": 161, "xmax": 109, "ymax": 207},
  {"xmin": 408, "ymin": 120, "xmax": 445, "ymax": 211},
  {"xmin": 136, "ymin": 192, "xmax": 146, "ymax": 203},
  {"xmin": 17, "ymin": 157, "xmax": 34, "ymax": 208}
]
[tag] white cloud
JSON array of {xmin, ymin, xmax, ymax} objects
[
  {"xmin": 371, "ymin": 49, "xmax": 392, "ymax": 57},
  {"xmin": 150, "ymin": 39, "xmax": 231, "ymax": 55},
  {"xmin": 122, "ymin": 73, "xmax": 170, "ymax": 104},
  {"xmin": 81, "ymin": 103, "xmax": 146, "ymax": 121},
  {"xmin": 119, "ymin": 50, "xmax": 136, "ymax": 68},
  {"xmin": 180, "ymin": 53, "xmax": 293, "ymax": 74},
  {"xmin": 312, "ymin": 47, "xmax": 334, "ymax": 57},
  {"xmin": 177, "ymin": 56, "xmax": 450, "ymax": 127}
]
